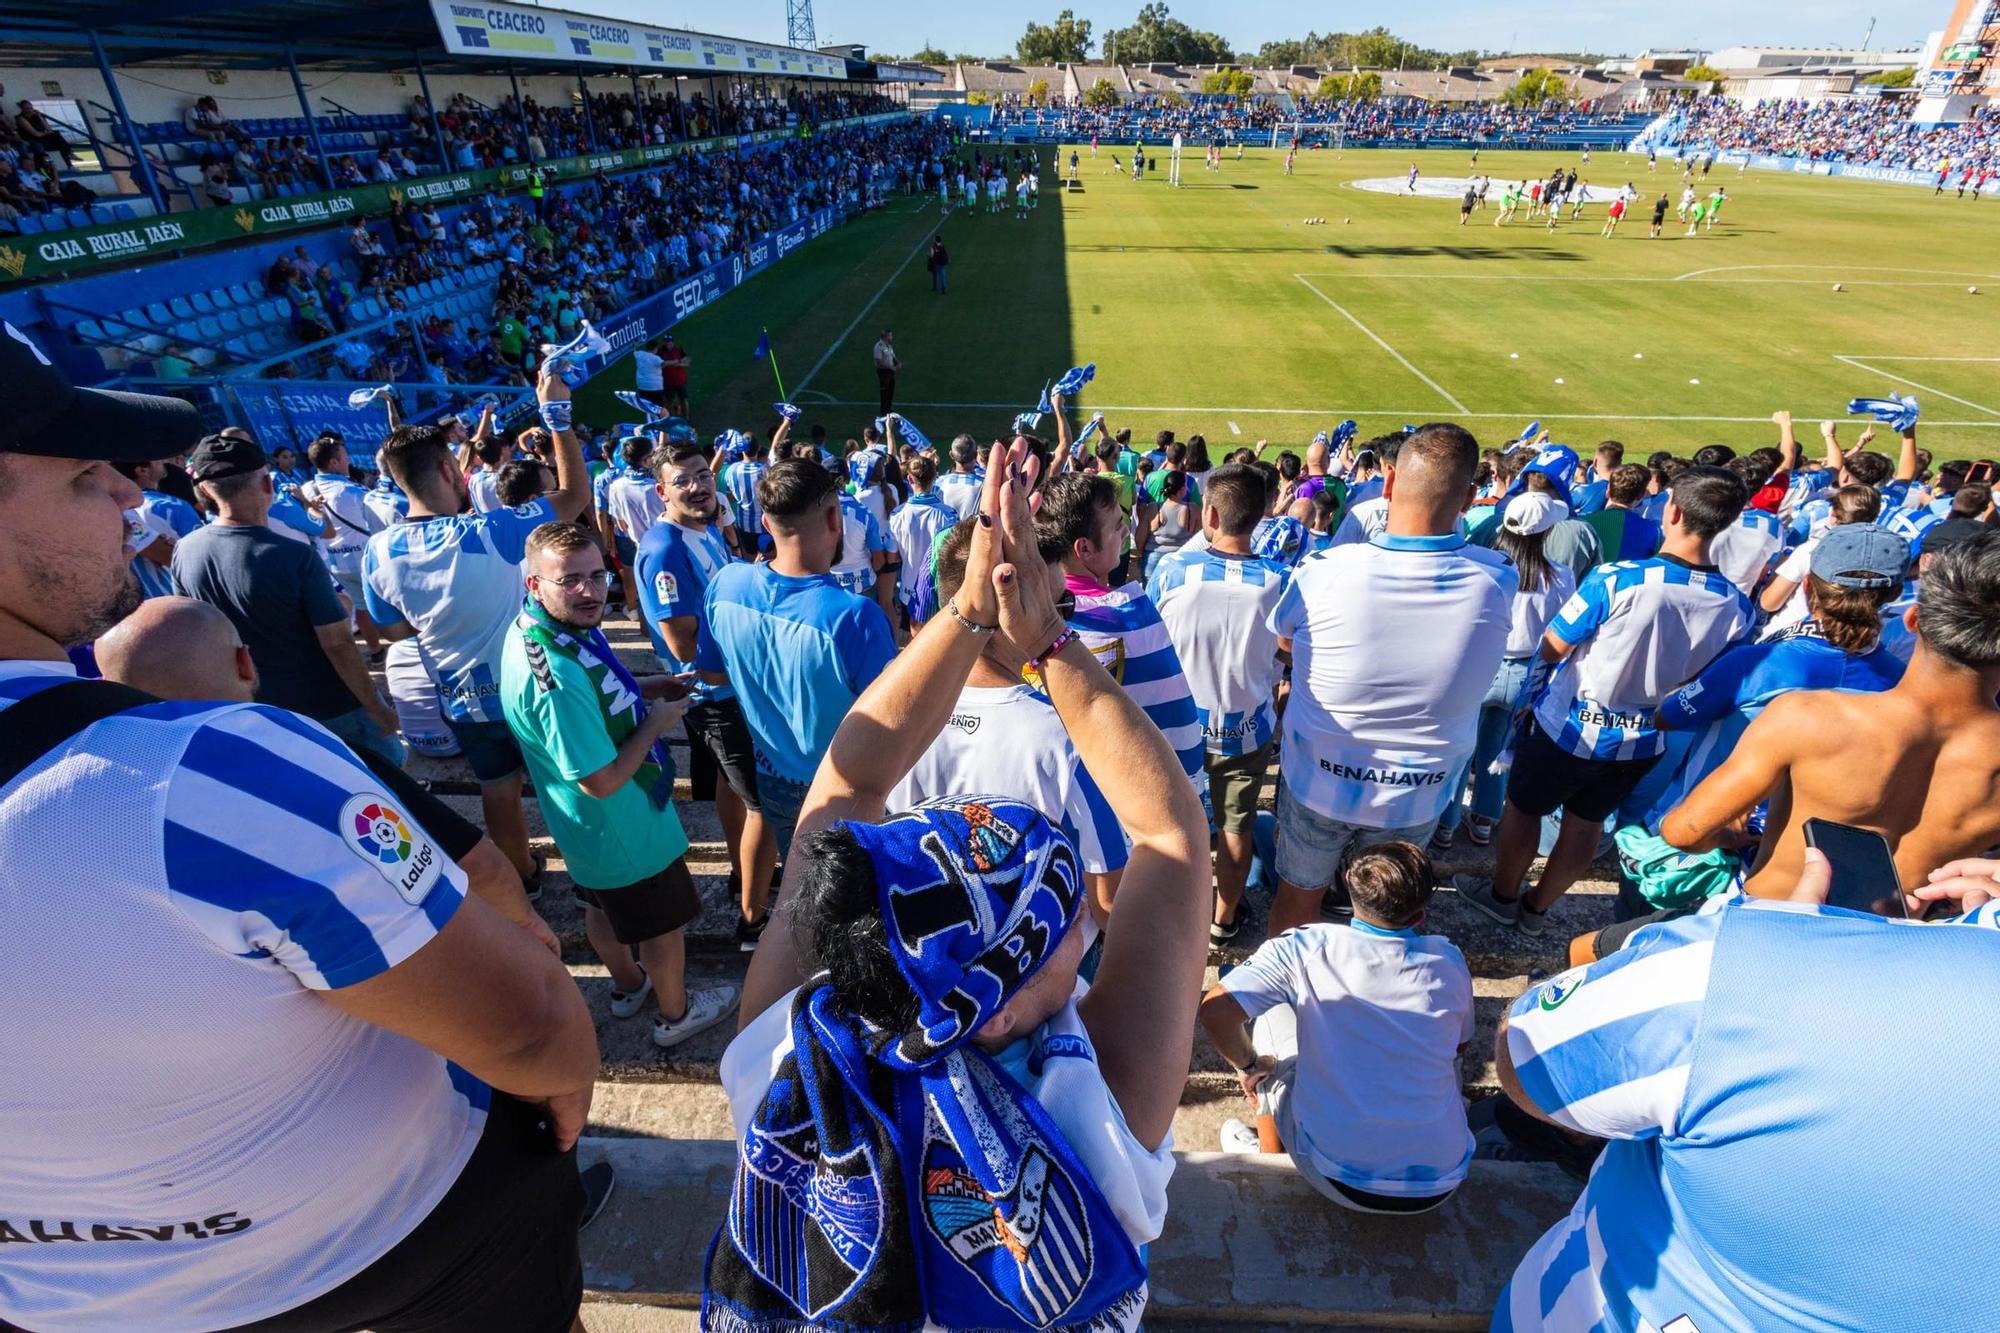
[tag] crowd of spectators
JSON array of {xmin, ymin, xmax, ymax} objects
[
  {"xmin": 1652, "ymin": 95, "xmax": 2000, "ymax": 174},
  {"xmin": 986, "ymin": 93, "xmax": 1640, "ymax": 145}
]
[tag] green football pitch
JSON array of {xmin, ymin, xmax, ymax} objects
[{"xmin": 580, "ymin": 144, "xmax": 2000, "ymax": 462}]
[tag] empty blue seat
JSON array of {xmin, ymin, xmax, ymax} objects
[
  {"xmin": 15, "ymin": 214, "xmax": 42, "ymax": 234},
  {"xmin": 218, "ymin": 309, "xmax": 243, "ymax": 333},
  {"xmin": 196, "ymin": 315, "xmax": 220, "ymax": 338},
  {"xmin": 75, "ymin": 318, "xmax": 105, "ymax": 343},
  {"xmin": 171, "ymin": 320, "xmax": 199, "ymax": 341},
  {"xmin": 103, "ymin": 320, "xmax": 130, "ymax": 339},
  {"xmin": 224, "ymin": 336, "xmax": 252, "ymax": 358},
  {"xmin": 66, "ymin": 207, "xmax": 92, "ymax": 229},
  {"xmin": 110, "ymin": 203, "xmax": 136, "ymax": 221},
  {"xmin": 257, "ymin": 300, "xmax": 283, "ymax": 323},
  {"xmin": 190, "ymin": 291, "xmax": 215, "ymax": 314},
  {"xmin": 168, "ymin": 296, "xmax": 194, "ymax": 319},
  {"xmin": 230, "ymin": 282, "xmax": 255, "ymax": 305}
]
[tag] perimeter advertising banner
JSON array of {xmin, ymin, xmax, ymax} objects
[{"xmin": 428, "ymin": 0, "xmax": 847, "ymax": 79}]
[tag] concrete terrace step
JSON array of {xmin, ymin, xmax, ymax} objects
[{"xmin": 576, "ymin": 1137, "xmax": 1578, "ymax": 1327}]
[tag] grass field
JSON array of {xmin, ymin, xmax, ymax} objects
[{"xmin": 580, "ymin": 144, "xmax": 2000, "ymax": 463}]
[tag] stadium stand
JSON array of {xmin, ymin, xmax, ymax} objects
[{"xmin": 1639, "ymin": 94, "xmax": 2000, "ymax": 174}]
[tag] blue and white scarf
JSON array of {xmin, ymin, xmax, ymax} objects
[
  {"xmin": 774, "ymin": 401, "xmax": 804, "ymax": 422},
  {"xmin": 1052, "ymin": 363, "xmax": 1096, "ymax": 397},
  {"xmin": 1848, "ymin": 393, "xmax": 1920, "ymax": 433},
  {"xmin": 617, "ymin": 390, "xmax": 667, "ymax": 420},
  {"xmin": 347, "ymin": 383, "xmax": 394, "ymax": 408},
  {"xmin": 540, "ymin": 320, "xmax": 613, "ymax": 386},
  {"xmin": 876, "ymin": 413, "xmax": 933, "ymax": 451},
  {"xmin": 703, "ymin": 798, "xmax": 1146, "ymax": 1333}
]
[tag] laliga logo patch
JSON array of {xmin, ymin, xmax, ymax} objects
[
  {"xmin": 339, "ymin": 793, "xmax": 441, "ymax": 905},
  {"xmin": 654, "ymin": 570, "xmax": 678, "ymax": 603}
]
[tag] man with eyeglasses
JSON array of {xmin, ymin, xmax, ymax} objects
[
  {"xmin": 501, "ymin": 520, "xmax": 740, "ymax": 1050},
  {"xmin": 635, "ymin": 444, "xmax": 776, "ymax": 951}
]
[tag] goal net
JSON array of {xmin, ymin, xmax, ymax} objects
[{"xmin": 1270, "ymin": 122, "xmax": 1346, "ymax": 152}]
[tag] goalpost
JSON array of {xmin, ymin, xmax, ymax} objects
[{"xmin": 1271, "ymin": 122, "xmax": 1344, "ymax": 152}]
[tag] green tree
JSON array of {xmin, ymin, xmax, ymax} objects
[
  {"xmin": 951, "ymin": 52, "xmax": 984, "ymax": 63},
  {"xmin": 1864, "ymin": 66, "xmax": 1915, "ymax": 87},
  {"xmin": 1017, "ymin": 9, "xmax": 1094, "ymax": 63},
  {"xmin": 1314, "ymin": 70, "xmax": 1382, "ymax": 101},
  {"xmin": 910, "ymin": 46, "xmax": 950, "ymax": 64},
  {"xmin": 1256, "ymin": 38, "xmax": 1309, "ymax": 67},
  {"xmin": 1683, "ymin": 62, "xmax": 1721, "ymax": 89},
  {"xmin": 1201, "ymin": 68, "xmax": 1254, "ymax": 96},
  {"xmin": 967, "ymin": 90, "xmax": 990, "ymax": 105},
  {"xmin": 1104, "ymin": 3, "xmax": 1232, "ymax": 66},
  {"xmin": 1083, "ymin": 77, "xmax": 1121, "ymax": 108},
  {"xmin": 1502, "ymin": 67, "xmax": 1571, "ymax": 106},
  {"xmin": 1025, "ymin": 77, "xmax": 1051, "ymax": 105}
]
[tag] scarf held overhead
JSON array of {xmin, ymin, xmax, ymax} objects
[{"xmin": 702, "ymin": 797, "xmax": 1147, "ymax": 1333}]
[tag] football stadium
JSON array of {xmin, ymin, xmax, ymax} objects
[{"xmin": 5, "ymin": 0, "xmax": 2000, "ymax": 1329}]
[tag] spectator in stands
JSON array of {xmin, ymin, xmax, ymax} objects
[
  {"xmin": 1202, "ymin": 840, "xmax": 1473, "ymax": 1211},
  {"xmin": 181, "ymin": 94, "xmax": 239, "ymax": 145},
  {"xmin": 0, "ymin": 347, "xmax": 598, "ymax": 1333},
  {"xmin": 362, "ymin": 369, "xmax": 591, "ymax": 895},
  {"xmin": 13, "ymin": 100, "xmax": 72, "ymax": 164},
  {"xmin": 1578, "ymin": 462, "xmax": 1661, "ymax": 565},
  {"xmin": 699, "ymin": 459, "xmax": 896, "ymax": 863},
  {"xmin": 501, "ymin": 519, "xmax": 739, "ymax": 1048},
  {"xmin": 1149, "ymin": 463, "xmax": 1288, "ymax": 939},
  {"xmin": 1663, "ymin": 528, "xmax": 2000, "ymax": 898},
  {"xmin": 710, "ymin": 441, "xmax": 1208, "ymax": 1329},
  {"xmin": 1267, "ymin": 424, "xmax": 1515, "ymax": 935},
  {"xmin": 1460, "ymin": 466, "xmax": 1752, "ymax": 933},
  {"xmin": 171, "ymin": 433, "xmax": 402, "ymax": 766}
]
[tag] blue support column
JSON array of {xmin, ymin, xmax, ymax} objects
[
  {"xmin": 509, "ymin": 64, "xmax": 534, "ymax": 160},
  {"xmin": 89, "ymin": 30, "xmax": 166, "ymax": 215},
  {"xmin": 284, "ymin": 45, "xmax": 332, "ymax": 191},
  {"xmin": 413, "ymin": 53, "xmax": 452, "ymax": 171},
  {"xmin": 577, "ymin": 67, "xmax": 600, "ymax": 150}
]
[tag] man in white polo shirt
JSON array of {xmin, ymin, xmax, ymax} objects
[
  {"xmin": 1267, "ymin": 423, "xmax": 1517, "ymax": 936},
  {"xmin": 1460, "ymin": 465, "xmax": 1753, "ymax": 933},
  {"xmin": 1150, "ymin": 462, "xmax": 1290, "ymax": 941}
]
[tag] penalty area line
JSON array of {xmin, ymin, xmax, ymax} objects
[
  {"xmin": 1294, "ymin": 275, "xmax": 1468, "ymax": 413},
  {"xmin": 1834, "ymin": 356, "xmax": 2000, "ymax": 417}
]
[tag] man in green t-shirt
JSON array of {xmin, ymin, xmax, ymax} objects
[
  {"xmin": 495, "ymin": 313, "xmax": 526, "ymax": 368},
  {"xmin": 501, "ymin": 520, "xmax": 739, "ymax": 1050}
]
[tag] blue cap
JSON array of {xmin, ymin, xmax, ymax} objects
[{"xmin": 1810, "ymin": 524, "xmax": 1909, "ymax": 589}]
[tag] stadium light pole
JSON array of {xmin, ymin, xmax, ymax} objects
[
  {"xmin": 413, "ymin": 53, "xmax": 452, "ymax": 171},
  {"xmin": 283, "ymin": 45, "xmax": 333, "ymax": 194},
  {"xmin": 508, "ymin": 64, "xmax": 534, "ymax": 160},
  {"xmin": 87, "ymin": 29, "xmax": 166, "ymax": 217}
]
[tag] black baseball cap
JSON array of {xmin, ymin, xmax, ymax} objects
[
  {"xmin": 2, "ymin": 319, "xmax": 203, "ymax": 463},
  {"xmin": 187, "ymin": 432, "xmax": 267, "ymax": 482},
  {"xmin": 1923, "ymin": 517, "xmax": 1988, "ymax": 557}
]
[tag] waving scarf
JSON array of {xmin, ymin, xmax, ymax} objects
[
  {"xmin": 876, "ymin": 413, "xmax": 933, "ymax": 451},
  {"xmin": 703, "ymin": 798, "xmax": 1146, "ymax": 1333},
  {"xmin": 774, "ymin": 401, "xmax": 804, "ymax": 422},
  {"xmin": 1848, "ymin": 393, "xmax": 1920, "ymax": 433},
  {"xmin": 514, "ymin": 598, "xmax": 674, "ymax": 810},
  {"xmin": 540, "ymin": 320, "xmax": 614, "ymax": 386},
  {"xmin": 1052, "ymin": 363, "xmax": 1096, "ymax": 398},
  {"xmin": 347, "ymin": 383, "xmax": 393, "ymax": 408},
  {"xmin": 617, "ymin": 390, "xmax": 667, "ymax": 420}
]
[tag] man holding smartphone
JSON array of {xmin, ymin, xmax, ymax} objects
[
  {"xmin": 502, "ymin": 521, "xmax": 739, "ymax": 1051},
  {"xmin": 1663, "ymin": 527, "xmax": 2000, "ymax": 899}
]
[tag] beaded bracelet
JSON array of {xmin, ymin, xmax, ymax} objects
[
  {"xmin": 946, "ymin": 601, "xmax": 997, "ymax": 634},
  {"xmin": 1028, "ymin": 626, "xmax": 1077, "ymax": 670}
]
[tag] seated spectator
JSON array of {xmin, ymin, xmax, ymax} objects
[
  {"xmin": 14, "ymin": 100, "xmax": 73, "ymax": 163},
  {"xmin": 1200, "ymin": 841, "xmax": 1472, "ymax": 1212},
  {"xmin": 706, "ymin": 442, "xmax": 1208, "ymax": 1330},
  {"xmin": 182, "ymin": 94, "xmax": 238, "ymax": 144}
]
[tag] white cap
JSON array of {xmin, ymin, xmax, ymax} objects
[{"xmin": 1502, "ymin": 491, "xmax": 1570, "ymax": 536}]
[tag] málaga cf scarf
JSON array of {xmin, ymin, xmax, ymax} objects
[
  {"xmin": 515, "ymin": 598, "xmax": 674, "ymax": 810},
  {"xmin": 702, "ymin": 797, "xmax": 1146, "ymax": 1333}
]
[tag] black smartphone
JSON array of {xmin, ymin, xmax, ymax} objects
[
  {"xmin": 1801, "ymin": 819, "xmax": 1907, "ymax": 919},
  {"xmin": 1965, "ymin": 461, "xmax": 1998, "ymax": 487}
]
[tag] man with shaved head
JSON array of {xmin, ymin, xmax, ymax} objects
[
  {"xmin": 1266, "ymin": 423, "xmax": 1518, "ymax": 934},
  {"xmin": 95, "ymin": 595, "xmax": 557, "ymax": 956}
]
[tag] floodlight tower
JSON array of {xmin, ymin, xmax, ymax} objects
[{"xmin": 786, "ymin": 0, "xmax": 816, "ymax": 49}]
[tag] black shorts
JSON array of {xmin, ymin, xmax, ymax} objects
[
  {"xmin": 1505, "ymin": 721, "xmax": 1662, "ymax": 823},
  {"xmin": 215, "ymin": 1093, "xmax": 583, "ymax": 1333},
  {"xmin": 684, "ymin": 695, "xmax": 761, "ymax": 809},
  {"xmin": 574, "ymin": 858, "xmax": 701, "ymax": 944}
]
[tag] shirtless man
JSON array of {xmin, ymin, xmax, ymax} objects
[{"xmin": 1662, "ymin": 530, "xmax": 2000, "ymax": 897}]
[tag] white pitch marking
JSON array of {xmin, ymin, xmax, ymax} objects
[
  {"xmin": 1227, "ymin": 420, "xmax": 1241, "ymax": 435},
  {"xmin": 1295, "ymin": 275, "xmax": 1468, "ymax": 413},
  {"xmin": 810, "ymin": 400, "xmax": 2000, "ymax": 427},
  {"xmin": 1834, "ymin": 355, "xmax": 2000, "ymax": 417},
  {"xmin": 794, "ymin": 225, "xmax": 938, "ymax": 396},
  {"xmin": 1831, "ymin": 355, "xmax": 2000, "ymax": 363},
  {"xmin": 1286, "ymin": 272, "xmax": 2000, "ymax": 288},
  {"xmin": 1673, "ymin": 264, "xmax": 2000, "ymax": 283}
]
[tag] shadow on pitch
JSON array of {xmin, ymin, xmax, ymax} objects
[{"xmin": 1327, "ymin": 244, "xmax": 1586, "ymax": 262}]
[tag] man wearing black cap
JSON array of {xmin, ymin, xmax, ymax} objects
[
  {"xmin": 0, "ymin": 321, "xmax": 600, "ymax": 1333},
  {"xmin": 172, "ymin": 431, "xmax": 404, "ymax": 766}
]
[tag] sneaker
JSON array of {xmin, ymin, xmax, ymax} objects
[
  {"xmin": 577, "ymin": 1161, "xmax": 616, "ymax": 1231},
  {"xmin": 735, "ymin": 913, "xmax": 770, "ymax": 953},
  {"xmin": 1209, "ymin": 917, "xmax": 1241, "ymax": 944},
  {"xmin": 1454, "ymin": 873, "xmax": 1520, "ymax": 927},
  {"xmin": 609, "ymin": 971, "xmax": 652, "ymax": 1019},
  {"xmin": 1318, "ymin": 893, "xmax": 1355, "ymax": 921},
  {"xmin": 1518, "ymin": 901, "xmax": 1549, "ymax": 938},
  {"xmin": 1219, "ymin": 1117, "xmax": 1261, "ymax": 1154},
  {"xmin": 653, "ymin": 983, "xmax": 741, "ymax": 1049},
  {"xmin": 523, "ymin": 852, "xmax": 547, "ymax": 905},
  {"xmin": 1466, "ymin": 817, "xmax": 1494, "ymax": 847},
  {"xmin": 1428, "ymin": 825, "xmax": 1457, "ymax": 855}
]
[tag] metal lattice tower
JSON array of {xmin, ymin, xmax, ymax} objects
[{"xmin": 786, "ymin": 0, "xmax": 817, "ymax": 50}]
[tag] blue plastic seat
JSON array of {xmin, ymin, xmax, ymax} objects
[
  {"xmin": 75, "ymin": 318, "xmax": 105, "ymax": 343},
  {"xmin": 145, "ymin": 302, "xmax": 172, "ymax": 326},
  {"xmin": 218, "ymin": 309, "xmax": 243, "ymax": 333},
  {"xmin": 15, "ymin": 214, "xmax": 41, "ymax": 234},
  {"xmin": 196, "ymin": 315, "xmax": 220, "ymax": 339},
  {"xmin": 171, "ymin": 320, "xmax": 199, "ymax": 341},
  {"xmin": 167, "ymin": 295, "xmax": 194, "ymax": 319},
  {"xmin": 230, "ymin": 282, "xmax": 256, "ymax": 305},
  {"xmin": 190, "ymin": 291, "xmax": 215, "ymax": 314}
]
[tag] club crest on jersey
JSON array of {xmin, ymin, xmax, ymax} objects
[
  {"xmin": 338, "ymin": 793, "xmax": 440, "ymax": 905},
  {"xmin": 729, "ymin": 1118, "xmax": 883, "ymax": 1319},
  {"xmin": 1538, "ymin": 970, "xmax": 1584, "ymax": 1011},
  {"xmin": 922, "ymin": 1138, "xmax": 1092, "ymax": 1326}
]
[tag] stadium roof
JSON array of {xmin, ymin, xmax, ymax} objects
[{"xmin": 0, "ymin": 0, "xmax": 869, "ymax": 77}]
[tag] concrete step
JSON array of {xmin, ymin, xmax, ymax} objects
[{"xmin": 576, "ymin": 1137, "xmax": 1578, "ymax": 1327}]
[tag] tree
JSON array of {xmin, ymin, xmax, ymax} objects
[
  {"xmin": 1502, "ymin": 67, "xmax": 1570, "ymax": 106},
  {"xmin": 1083, "ymin": 77, "xmax": 1121, "ymax": 109},
  {"xmin": 1201, "ymin": 68, "xmax": 1254, "ymax": 97},
  {"xmin": 1103, "ymin": 3, "xmax": 1232, "ymax": 67},
  {"xmin": 910, "ymin": 46, "xmax": 950, "ymax": 65},
  {"xmin": 1683, "ymin": 62, "xmax": 1721, "ymax": 89},
  {"xmin": 967, "ymin": 91, "xmax": 990, "ymax": 105},
  {"xmin": 1314, "ymin": 70, "xmax": 1382, "ymax": 101},
  {"xmin": 1255, "ymin": 27, "xmax": 1480, "ymax": 73},
  {"xmin": 1025, "ymin": 78, "xmax": 1051, "ymax": 106},
  {"xmin": 1017, "ymin": 9, "xmax": 1093, "ymax": 64},
  {"xmin": 1864, "ymin": 66, "xmax": 1916, "ymax": 87}
]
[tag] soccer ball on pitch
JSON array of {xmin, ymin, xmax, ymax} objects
[
  {"xmin": 1832, "ymin": 283, "xmax": 1844, "ymax": 292},
  {"xmin": 1972, "ymin": 286, "xmax": 1982, "ymax": 295}
]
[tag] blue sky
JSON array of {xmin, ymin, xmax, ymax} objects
[{"xmin": 572, "ymin": 1, "xmax": 1943, "ymax": 59}]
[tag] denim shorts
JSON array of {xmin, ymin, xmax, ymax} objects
[
  {"xmin": 320, "ymin": 705, "xmax": 408, "ymax": 770},
  {"xmin": 444, "ymin": 716, "xmax": 525, "ymax": 783},
  {"xmin": 1273, "ymin": 774, "xmax": 1438, "ymax": 895},
  {"xmin": 756, "ymin": 768, "xmax": 812, "ymax": 862}
]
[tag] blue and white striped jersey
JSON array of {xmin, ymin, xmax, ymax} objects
[
  {"xmin": 1498, "ymin": 895, "xmax": 2000, "ymax": 1333},
  {"xmin": 131, "ymin": 489, "xmax": 204, "ymax": 600},
  {"xmin": 1148, "ymin": 548, "xmax": 1288, "ymax": 756},
  {"xmin": 603, "ymin": 467, "xmax": 663, "ymax": 543},
  {"xmin": 363, "ymin": 476, "xmax": 409, "ymax": 528},
  {"xmin": 1708, "ymin": 507, "xmax": 1784, "ymax": 594},
  {"xmin": 1534, "ymin": 556, "xmax": 1751, "ymax": 761},
  {"xmin": 887, "ymin": 490, "xmax": 958, "ymax": 592},
  {"xmin": 1882, "ymin": 503, "xmax": 1941, "ymax": 556},
  {"xmin": 1066, "ymin": 577, "xmax": 1210, "ymax": 811},
  {"xmin": 830, "ymin": 494, "xmax": 893, "ymax": 596},
  {"xmin": 935, "ymin": 467, "xmax": 986, "ymax": 519},
  {"xmin": 0, "ymin": 662, "xmax": 480, "ymax": 1332},
  {"xmin": 721, "ymin": 458, "xmax": 769, "ymax": 545},
  {"xmin": 360, "ymin": 499, "xmax": 552, "ymax": 724}
]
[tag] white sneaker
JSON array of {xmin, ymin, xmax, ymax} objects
[
  {"xmin": 1219, "ymin": 1117, "xmax": 1261, "ymax": 1154},
  {"xmin": 608, "ymin": 971, "xmax": 652, "ymax": 1019},
  {"xmin": 653, "ymin": 984, "xmax": 741, "ymax": 1049}
]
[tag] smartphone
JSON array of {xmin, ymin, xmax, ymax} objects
[
  {"xmin": 1801, "ymin": 819, "xmax": 1907, "ymax": 919},
  {"xmin": 1966, "ymin": 461, "xmax": 1998, "ymax": 487}
]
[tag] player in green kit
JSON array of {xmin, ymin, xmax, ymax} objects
[
  {"xmin": 1494, "ymin": 183, "xmax": 1519, "ymax": 226},
  {"xmin": 1703, "ymin": 186, "xmax": 1727, "ymax": 231}
]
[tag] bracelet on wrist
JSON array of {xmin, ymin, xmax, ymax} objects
[
  {"xmin": 946, "ymin": 601, "xmax": 997, "ymax": 634},
  {"xmin": 1028, "ymin": 625, "xmax": 1077, "ymax": 669},
  {"xmin": 539, "ymin": 401, "xmax": 573, "ymax": 433}
]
